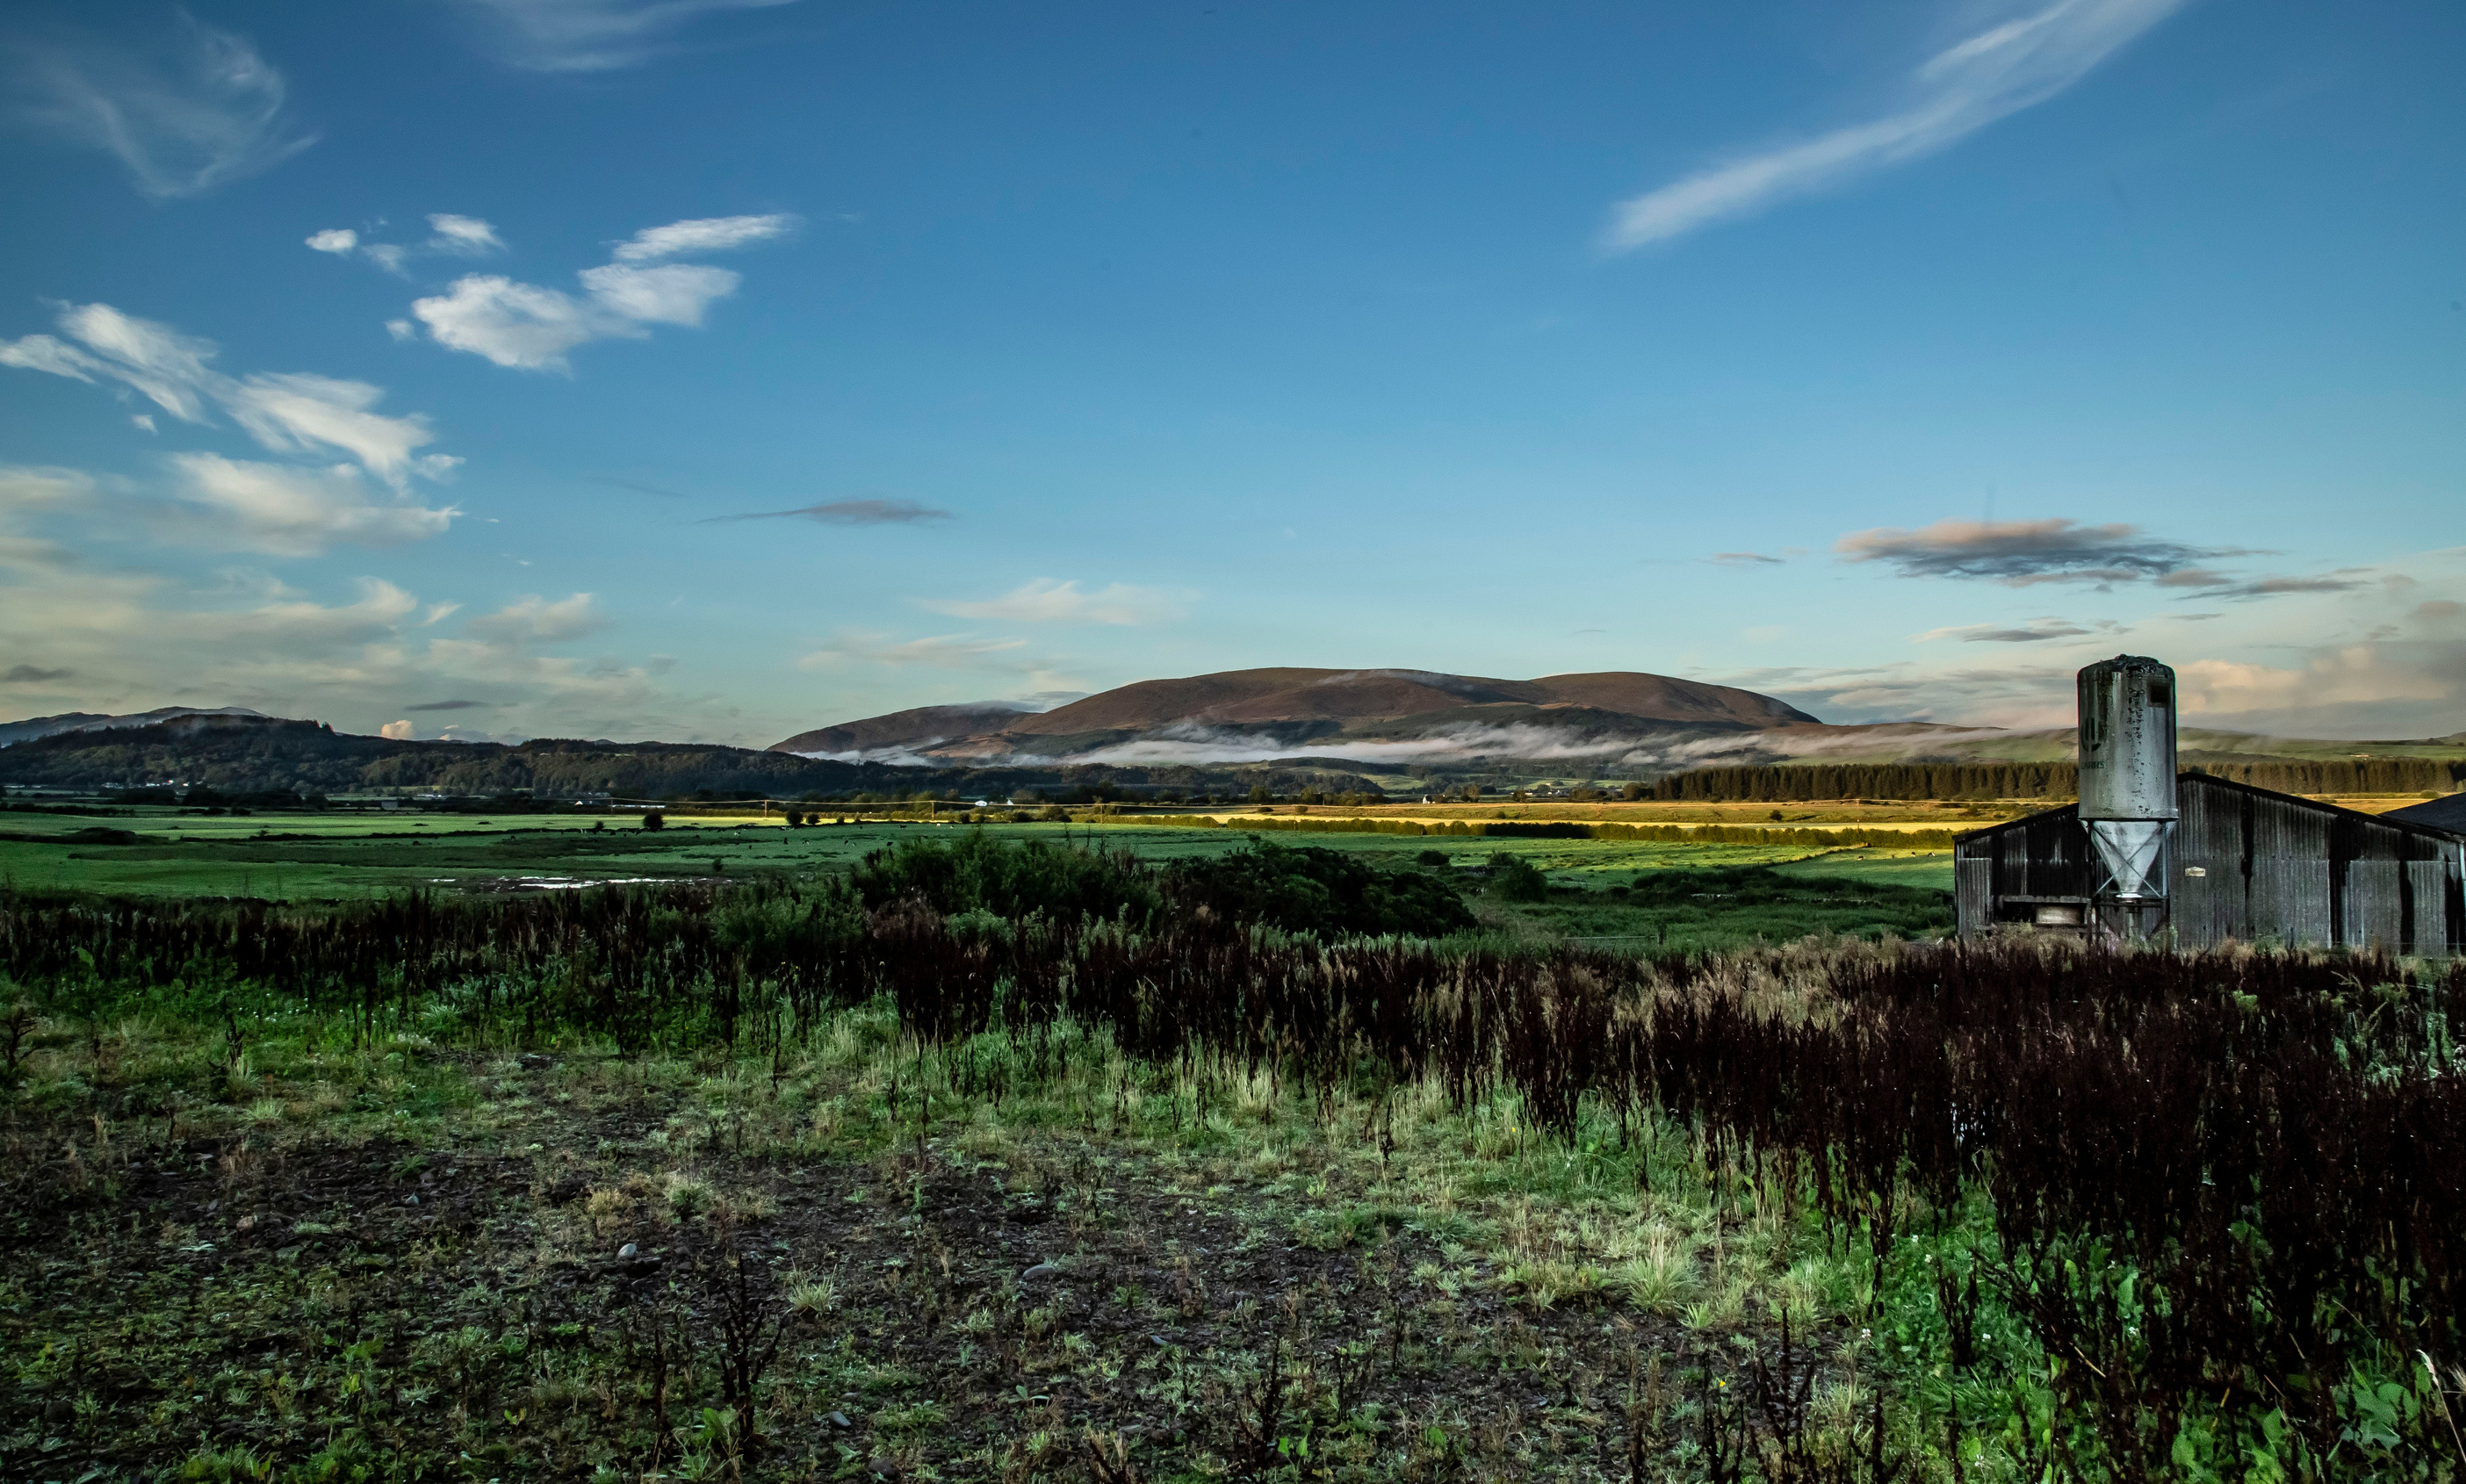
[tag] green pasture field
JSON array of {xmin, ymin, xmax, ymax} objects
[
  {"xmin": 0, "ymin": 810, "xmax": 1950, "ymax": 896},
  {"xmin": 0, "ymin": 809, "xmax": 1955, "ymax": 949}
]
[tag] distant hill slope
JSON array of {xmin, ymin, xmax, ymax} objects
[
  {"xmin": 774, "ymin": 666, "xmax": 1822, "ymax": 764},
  {"xmin": 771, "ymin": 702, "xmax": 1033, "ymax": 760},
  {"xmin": 1000, "ymin": 668, "xmax": 1817, "ymax": 734},
  {"xmin": 0, "ymin": 706, "xmax": 266, "ymax": 749},
  {"xmin": 0, "ymin": 712, "xmax": 1381, "ymax": 798}
]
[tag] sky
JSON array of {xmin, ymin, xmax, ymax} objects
[{"xmin": 2, "ymin": 0, "xmax": 2461, "ymax": 749}]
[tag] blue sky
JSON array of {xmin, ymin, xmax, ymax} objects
[{"xmin": 3, "ymin": 0, "xmax": 2461, "ymax": 747}]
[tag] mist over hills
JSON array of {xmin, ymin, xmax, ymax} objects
[
  {"xmin": 0, "ymin": 711, "xmax": 1388, "ymax": 799},
  {"xmin": 769, "ymin": 667, "xmax": 2466, "ymax": 774},
  {"xmin": 6, "ymin": 662, "xmax": 2455, "ymax": 799}
]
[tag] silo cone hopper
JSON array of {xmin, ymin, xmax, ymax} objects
[
  {"xmin": 2076, "ymin": 655, "xmax": 2179, "ymax": 939},
  {"xmin": 2086, "ymin": 818, "xmax": 2169, "ymax": 901}
]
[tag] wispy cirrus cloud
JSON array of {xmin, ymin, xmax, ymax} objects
[
  {"xmin": 1837, "ymin": 517, "xmax": 2248, "ymax": 587},
  {"xmin": 159, "ymin": 454, "xmax": 456, "ymax": 556},
  {"xmin": 1604, "ymin": 0, "xmax": 2188, "ymax": 250},
  {"xmin": 2, "ymin": 456, "xmax": 454, "ymax": 562},
  {"xmin": 924, "ymin": 579, "xmax": 1190, "ymax": 627},
  {"xmin": 6, "ymin": 14, "xmax": 315, "ymax": 199},
  {"xmin": 1, "ymin": 302, "xmax": 460, "ymax": 491},
  {"xmin": 702, "ymin": 499, "xmax": 952, "ymax": 526},
  {"xmin": 404, "ymin": 214, "xmax": 790, "ymax": 371},
  {"xmin": 613, "ymin": 213, "xmax": 797, "ymax": 262},
  {"xmin": 426, "ymin": 214, "xmax": 504, "ymax": 256},
  {"xmin": 794, "ymin": 631, "xmax": 1086, "ymax": 701},
  {"xmin": 0, "ymin": 471, "xmax": 724, "ymax": 743},
  {"xmin": 0, "ymin": 465, "xmax": 93, "ymax": 572},
  {"xmin": 463, "ymin": 592, "xmax": 606, "ymax": 645},
  {"xmin": 799, "ymin": 631, "xmax": 1026, "ymax": 671},
  {"xmin": 2160, "ymin": 569, "xmax": 2375, "ymax": 602},
  {"xmin": 1914, "ymin": 617, "xmax": 2110, "ymax": 643},
  {"xmin": 446, "ymin": 0, "xmax": 803, "ymax": 73}
]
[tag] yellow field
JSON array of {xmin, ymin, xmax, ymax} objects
[{"xmin": 1127, "ymin": 792, "xmax": 2448, "ymax": 831}]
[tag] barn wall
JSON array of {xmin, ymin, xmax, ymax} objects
[{"xmin": 1958, "ymin": 774, "xmax": 2464, "ymax": 953}]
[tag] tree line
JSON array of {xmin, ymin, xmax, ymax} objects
[{"xmin": 1640, "ymin": 758, "xmax": 2465, "ymax": 802}]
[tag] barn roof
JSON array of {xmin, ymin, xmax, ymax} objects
[
  {"xmin": 1954, "ymin": 771, "xmax": 2466, "ymax": 849},
  {"xmin": 2383, "ymin": 791, "xmax": 2466, "ymax": 835}
]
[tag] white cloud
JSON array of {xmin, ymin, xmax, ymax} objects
[
  {"xmin": 409, "ymin": 276, "xmax": 625, "ymax": 371},
  {"xmin": 425, "ymin": 213, "xmax": 504, "ymax": 255},
  {"xmin": 447, "ymin": 0, "xmax": 804, "ymax": 73},
  {"xmin": 2174, "ymin": 652, "xmax": 2454, "ymax": 722},
  {"xmin": 19, "ymin": 301, "xmax": 218, "ymax": 421},
  {"xmin": 0, "ymin": 465, "xmax": 93, "ymax": 573},
  {"xmin": 407, "ymin": 215, "xmax": 787, "ymax": 371},
  {"xmin": 577, "ymin": 263, "xmax": 740, "ymax": 325},
  {"xmin": 802, "ymin": 632, "xmax": 1027, "ymax": 671},
  {"xmin": 1604, "ymin": 0, "xmax": 2188, "ymax": 250},
  {"xmin": 0, "ymin": 332, "xmax": 106, "ymax": 385},
  {"xmin": 924, "ymin": 578, "xmax": 1190, "ymax": 627},
  {"xmin": 313, "ymin": 214, "xmax": 501, "ymax": 274},
  {"xmin": 213, "ymin": 577, "xmax": 424, "ymax": 645},
  {"xmin": 7, "ymin": 16, "xmax": 315, "ymax": 198},
  {"xmin": 164, "ymin": 454, "xmax": 457, "ymax": 556},
  {"xmin": 221, "ymin": 373, "xmax": 459, "ymax": 486},
  {"xmin": 386, "ymin": 319, "xmax": 415, "ymax": 342},
  {"xmin": 793, "ymin": 631, "xmax": 1087, "ymax": 709},
  {"xmin": 464, "ymin": 593, "xmax": 607, "ymax": 645},
  {"xmin": 132, "ymin": 414, "xmax": 155, "ymax": 433},
  {"xmin": 1, "ymin": 302, "xmax": 451, "ymax": 488},
  {"xmin": 380, "ymin": 718, "xmax": 416, "ymax": 740},
  {"xmin": 0, "ymin": 465, "xmax": 94, "ymax": 513},
  {"xmin": 611, "ymin": 213, "xmax": 797, "ymax": 262},
  {"xmin": 0, "ymin": 514, "xmax": 694, "ymax": 741}
]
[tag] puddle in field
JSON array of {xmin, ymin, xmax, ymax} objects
[{"xmin": 433, "ymin": 875, "xmax": 676, "ymax": 893}]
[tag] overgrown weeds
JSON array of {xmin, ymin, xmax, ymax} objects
[{"xmin": 2, "ymin": 864, "xmax": 2461, "ymax": 1480}]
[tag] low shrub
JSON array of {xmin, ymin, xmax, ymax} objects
[
  {"xmin": 1484, "ymin": 853, "xmax": 1547, "ymax": 902},
  {"xmin": 1165, "ymin": 840, "xmax": 1473, "ymax": 938}
]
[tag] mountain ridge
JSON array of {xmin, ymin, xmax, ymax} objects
[
  {"xmin": 0, "ymin": 711, "xmax": 1387, "ymax": 798},
  {"xmin": 772, "ymin": 666, "xmax": 1823, "ymax": 765},
  {"xmin": 0, "ymin": 706, "xmax": 268, "ymax": 750}
]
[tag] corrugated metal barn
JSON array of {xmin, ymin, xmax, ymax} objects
[{"xmin": 1956, "ymin": 773, "xmax": 2466, "ymax": 954}]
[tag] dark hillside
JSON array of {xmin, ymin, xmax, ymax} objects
[
  {"xmin": 779, "ymin": 666, "xmax": 1828, "ymax": 759},
  {"xmin": 0, "ymin": 713, "xmax": 1386, "ymax": 799},
  {"xmin": 771, "ymin": 702, "xmax": 1030, "ymax": 757}
]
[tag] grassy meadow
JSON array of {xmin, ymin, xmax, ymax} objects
[
  {"xmin": 4, "ymin": 813, "xmax": 2460, "ymax": 1482},
  {"xmin": 0, "ymin": 805, "xmax": 1955, "ymax": 946}
]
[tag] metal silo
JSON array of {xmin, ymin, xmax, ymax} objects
[{"xmin": 2076, "ymin": 655, "xmax": 2178, "ymax": 929}]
